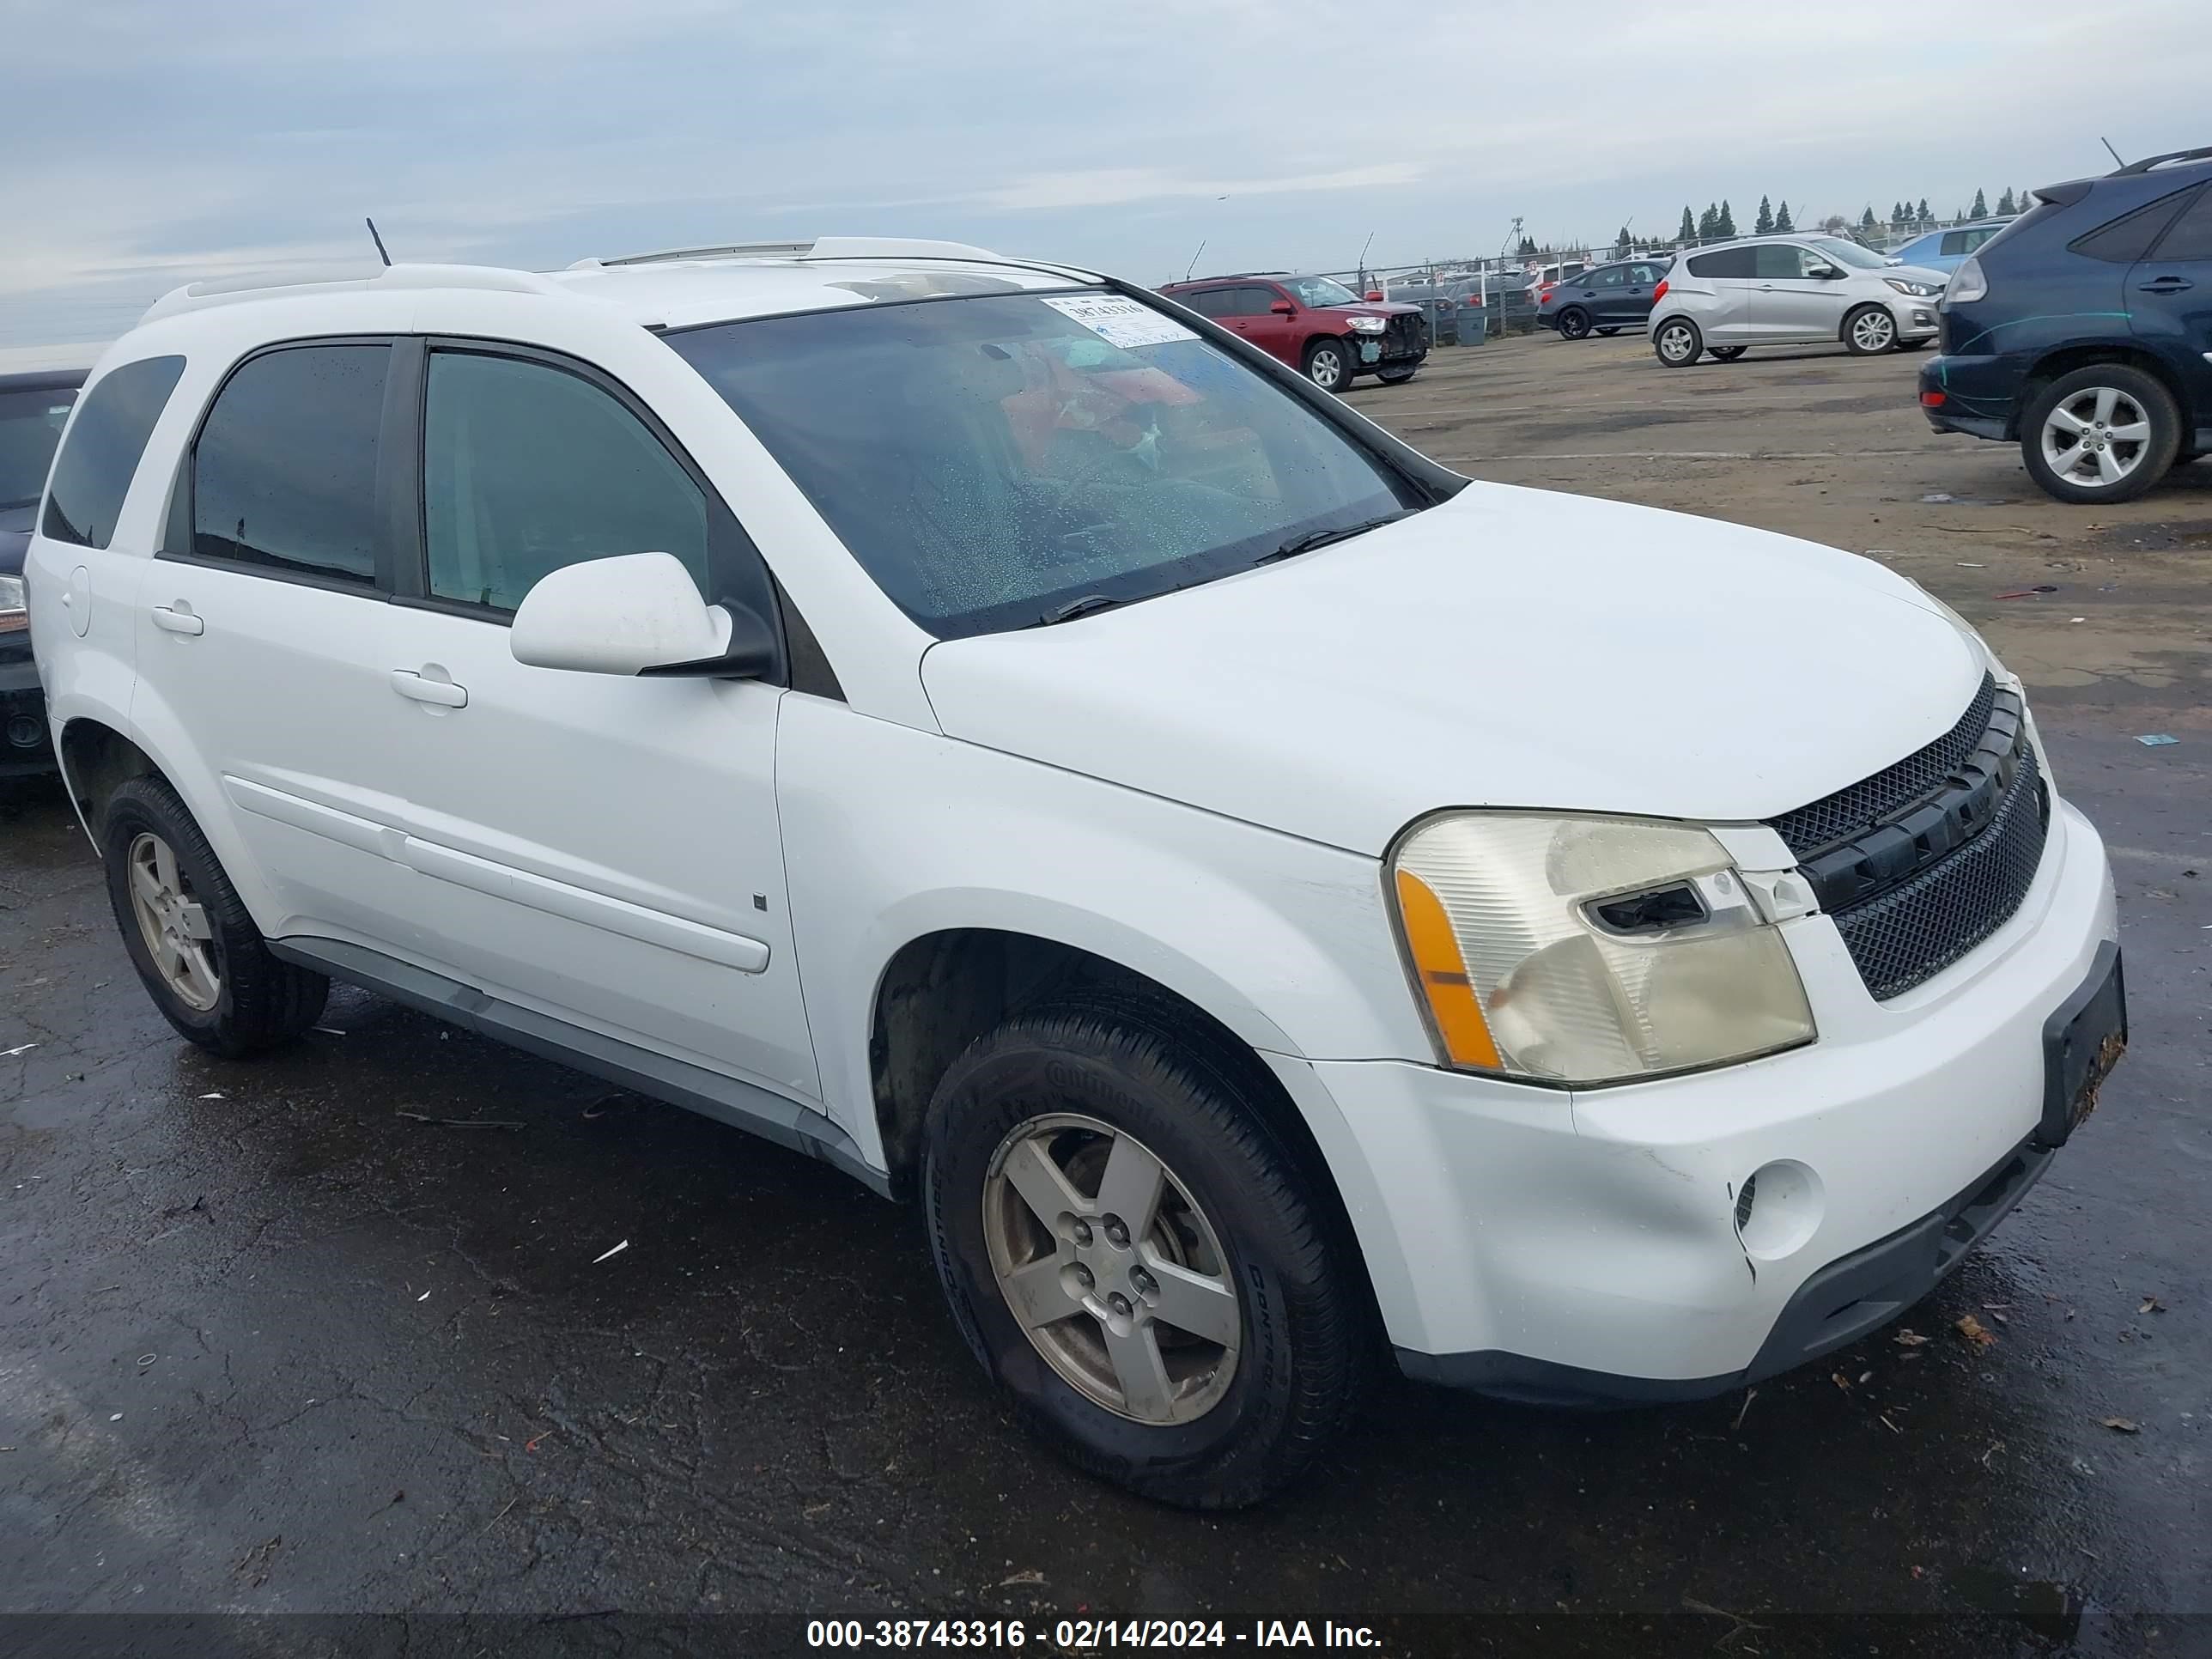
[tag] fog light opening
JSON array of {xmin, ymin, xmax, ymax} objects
[
  {"xmin": 6, "ymin": 714, "xmax": 43, "ymax": 750},
  {"xmin": 1734, "ymin": 1159, "xmax": 1824, "ymax": 1261}
]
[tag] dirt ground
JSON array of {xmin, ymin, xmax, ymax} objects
[{"xmin": 2, "ymin": 329, "xmax": 2207, "ymax": 1657}]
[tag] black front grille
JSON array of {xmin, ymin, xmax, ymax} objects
[
  {"xmin": 1830, "ymin": 746, "xmax": 2048, "ymax": 999},
  {"xmin": 1771, "ymin": 674, "xmax": 1997, "ymax": 858}
]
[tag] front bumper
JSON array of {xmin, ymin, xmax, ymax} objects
[
  {"xmin": 1291, "ymin": 798, "xmax": 2118, "ymax": 1396},
  {"xmin": 0, "ymin": 653, "xmax": 56, "ymax": 778}
]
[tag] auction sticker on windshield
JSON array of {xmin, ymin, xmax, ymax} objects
[{"xmin": 1041, "ymin": 294, "xmax": 1198, "ymax": 349}]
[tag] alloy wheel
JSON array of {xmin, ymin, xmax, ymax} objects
[
  {"xmin": 2040, "ymin": 386, "xmax": 2152, "ymax": 490},
  {"xmin": 981, "ymin": 1113, "xmax": 1241, "ymax": 1425},
  {"xmin": 125, "ymin": 832, "xmax": 221, "ymax": 1011},
  {"xmin": 1657, "ymin": 323, "xmax": 1696, "ymax": 363},
  {"xmin": 1850, "ymin": 308, "xmax": 1896, "ymax": 351}
]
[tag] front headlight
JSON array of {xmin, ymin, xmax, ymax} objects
[
  {"xmin": 1389, "ymin": 812, "xmax": 1815, "ymax": 1086},
  {"xmin": 1346, "ymin": 316, "xmax": 1389, "ymax": 334},
  {"xmin": 0, "ymin": 574, "xmax": 27, "ymax": 634},
  {"xmin": 1885, "ymin": 278, "xmax": 1942, "ymax": 298}
]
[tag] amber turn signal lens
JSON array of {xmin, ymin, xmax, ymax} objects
[{"xmin": 1393, "ymin": 868, "xmax": 1503, "ymax": 1070}]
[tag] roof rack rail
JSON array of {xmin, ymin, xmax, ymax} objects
[
  {"xmin": 2112, "ymin": 144, "xmax": 2212, "ymax": 174},
  {"xmin": 575, "ymin": 236, "xmax": 1004, "ymax": 269},
  {"xmin": 140, "ymin": 263, "xmax": 568, "ymax": 325}
]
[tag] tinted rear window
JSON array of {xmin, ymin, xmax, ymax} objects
[
  {"xmin": 1686, "ymin": 247, "xmax": 1756, "ymax": 279},
  {"xmin": 2149, "ymin": 185, "xmax": 2212, "ymax": 261},
  {"xmin": 190, "ymin": 344, "xmax": 389, "ymax": 586},
  {"xmin": 2069, "ymin": 188, "xmax": 2197, "ymax": 263},
  {"xmin": 40, "ymin": 357, "xmax": 185, "ymax": 548}
]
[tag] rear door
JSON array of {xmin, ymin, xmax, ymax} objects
[{"xmin": 2130, "ymin": 184, "xmax": 2212, "ymax": 443}]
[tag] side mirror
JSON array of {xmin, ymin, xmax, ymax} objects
[
  {"xmin": 510, "ymin": 551, "xmax": 775, "ymax": 680},
  {"xmin": 1271, "ymin": 299, "xmax": 1296, "ymax": 315},
  {"xmin": 1810, "ymin": 264, "xmax": 1844, "ymax": 280},
  {"xmin": 1884, "ymin": 256, "xmax": 1904, "ymax": 266}
]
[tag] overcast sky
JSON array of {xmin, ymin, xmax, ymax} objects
[{"xmin": 4, "ymin": 0, "xmax": 2207, "ymax": 349}]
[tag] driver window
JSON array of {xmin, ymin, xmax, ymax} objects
[{"xmin": 422, "ymin": 351, "xmax": 711, "ymax": 612}]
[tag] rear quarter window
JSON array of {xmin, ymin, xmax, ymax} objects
[
  {"xmin": 2069, "ymin": 189, "xmax": 2197, "ymax": 263},
  {"xmin": 40, "ymin": 356, "xmax": 186, "ymax": 549},
  {"xmin": 1686, "ymin": 247, "xmax": 1756, "ymax": 279}
]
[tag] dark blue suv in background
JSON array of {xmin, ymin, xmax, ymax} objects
[{"xmin": 1920, "ymin": 144, "xmax": 2212, "ymax": 503}]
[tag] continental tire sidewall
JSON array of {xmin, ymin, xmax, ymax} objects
[{"xmin": 922, "ymin": 1012, "xmax": 1339, "ymax": 1504}]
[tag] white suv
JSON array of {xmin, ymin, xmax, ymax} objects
[
  {"xmin": 25, "ymin": 239, "xmax": 2124, "ymax": 1508},
  {"xmin": 1649, "ymin": 234, "xmax": 1949, "ymax": 365}
]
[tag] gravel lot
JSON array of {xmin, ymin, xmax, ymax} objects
[{"xmin": 3, "ymin": 329, "xmax": 2206, "ymax": 1657}]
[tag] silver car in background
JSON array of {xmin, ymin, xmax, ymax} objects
[{"xmin": 1648, "ymin": 234, "xmax": 1948, "ymax": 366}]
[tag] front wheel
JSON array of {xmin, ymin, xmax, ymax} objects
[
  {"xmin": 1596, "ymin": 326, "xmax": 1621, "ymax": 337},
  {"xmin": 1843, "ymin": 304, "xmax": 1898, "ymax": 355},
  {"xmin": 1302, "ymin": 338, "xmax": 1353, "ymax": 392},
  {"xmin": 1556, "ymin": 307, "xmax": 1592, "ymax": 340},
  {"xmin": 1653, "ymin": 317, "xmax": 1703, "ymax": 367},
  {"xmin": 100, "ymin": 776, "xmax": 329, "ymax": 1057},
  {"xmin": 922, "ymin": 997, "xmax": 1364, "ymax": 1509},
  {"xmin": 1893, "ymin": 337, "xmax": 1931, "ymax": 351},
  {"xmin": 2021, "ymin": 365, "xmax": 2183, "ymax": 505}
]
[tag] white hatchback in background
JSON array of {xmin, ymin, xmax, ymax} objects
[
  {"xmin": 24, "ymin": 239, "xmax": 2123, "ymax": 1509},
  {"xmin": 1650, "ymin": 234, "xmax": 1949, "ymax": 365}
]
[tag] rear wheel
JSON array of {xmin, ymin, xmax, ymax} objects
[
  {"xmin": 1709, "ymin": 345, "xmax": 1747, "ymax": 362},
  {"xmin": 2021, "ymin": 365, "xmax": 2183, "ymax": 505},
  {"xmin": 1843, "ymin": 304, "xmax": 1898, "ymax": 355},
  {"xmin": 921, "ymin": 997, "xmax": 1364, "ymax": 1509},
  {"xmin": 100, "ymin": 776, "xmax": 328, "ymax": 1057},
  {"xmin": 1653, "ymin": 317, "xmax": 1703, "ymax": 367},
  {"xmin": 1302, "ymin": 338, "xmax": 1353, "ymax": 392},
  {"xmin": 1375, "ymin": 364, "xmax": 1419, "ymax": 385},
  {"xmin": 1556, "ymin": 307, "xmax": 1592, "ymax": 340}
]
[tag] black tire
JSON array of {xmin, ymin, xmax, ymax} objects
[
  {"xmin": 1709, "ymin": 345, "xmax": 1748, "ymax": 362},
  {"xmin": 1893, "ymin": 337, "xmax": 1931, "ymax": 351},
  {"xmin": 1842, "ymin": 303, "xmax": 1898, "ymax": 356},
  {"xmin": 1301, "ymin": 338, "xmax": 1354, "ymax": 393},
  {"xmin": 100, "ymin": 776, "xmax": 328, "ymax": 1058},
  {"xmin": 1652, "ymin": 316, "xmax": 1703, "ymax": 367},
  {"xmin": 2019, "ymin": 364, "xmax": 2183, "ymax": 506},
  {"xmin": 1596, "ymin": 326, "xmax": 1621, "ymax": 337},
  {"xmin": 1375, "ymin": 364, "xmax": 1418, "ymax": 385},
  {"xmin": 1556, "ymin": 307, "xmax": 1593, "ymax": 340},
  {"xmin": 921, "ymin": 994, "xmax": 1364, "ymax": 1509}
]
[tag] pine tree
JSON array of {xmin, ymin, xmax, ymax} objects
[
  {"xmin": 1995, "ymin": 187, "xmax": 2015, "ymax": 216},
  {"xmin": 1774, "ymin": 200, "xmax": 1794, "ymax": 233},
  {"xmin": 1516, "ymin": 234, "xmax": 1538, "ymax": 258},
  {"xmin": 1717, "ymin": 200, "xmax": 1736, "ymax": 237},
  {"xmin": 1859, "ymin": 204, "xmax": 1877, "ymax": 231},
  {"xmin": 1754, "ymin": 195, "xmax": 1775, "ymax": 235},
  {"xmin": 1971, "ymin": 187, "xmax": 1988, "ymax": 218},
  {"xmin": 1613, "ymin": 225, "xmax": 1633, "ymax": 255},
  {"xmin": 1697, "ymin": 204, "xmax": 1717, "ymax": 238},
  {"xmin": 1917, "ymin": 198, "xmax": 1932, "ymax": 227}
]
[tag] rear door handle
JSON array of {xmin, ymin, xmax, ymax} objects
[
  {"xmin": 391, "ymin": 668, "xmax": 467, "ymax": 708},
  {"xmin": 150, "ymin": 603, "xmax": 204, "ymax": 636},
  {"xmin": 2137, "ymin": 276, "xmax": 2194, "ymax": 293}
]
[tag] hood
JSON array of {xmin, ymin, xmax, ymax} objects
[
  {"xmin": 920, "ymin": 484, "xmax": 1983, "ymax": 856},
  {"xmin": 1883, "ymin": 263, "xmax": 1949, "ymax": 288},
  {"xmin": 1335, "ymin": 302, "xmax": 1423, "ymax": 319}
]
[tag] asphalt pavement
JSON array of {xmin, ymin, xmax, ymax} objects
[{"xmin": 2, "ymin": 333, "xmax": 2206, "ymax": 1658}]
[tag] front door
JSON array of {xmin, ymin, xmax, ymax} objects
[
  {"xmin": 1237, "ymin": 285, "xmax": 1303, "ymax": 365},
  {"xmin": 373, "ymin": 342, "xmax": 818, "ymax": 1098},
  {"xmin": 1749, "ymin": 243, "xmax": 1845, "ymax": 341},
  {"xmin": 1617, "ymin": 262, "xmax": 1664, "ymax": 325},
  {"xmin": 2130, "ymin": 185, "xmax": 2212, "ymax": 447}
]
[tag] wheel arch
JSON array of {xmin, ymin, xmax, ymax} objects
[
  {"xmin": 866, "ymin": 924, "xmax": 1390, "ymax": 1334},
  {"xmin": 2016, "ymin": 344, "xmax": 2196, "ymax": 443},
  {"xmin": 58, "ymin": 717, "xmax": 161, "ymax": 849}
]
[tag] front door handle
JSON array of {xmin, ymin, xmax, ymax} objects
[
  {"xmin": 391, "ymin": 668, "xmax": 467, "ymax": 708},
  {"xmin": 150, "ymin": 603, "xmax": 204, "ymax": 636},
  {"xmin": 2137, "ymin": 276, "xmax": 2194, "ymax": 293}
]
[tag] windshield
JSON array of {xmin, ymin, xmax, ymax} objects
[
  {"xmin": 0, "ymin": 386, "xmax": 78, "ymax": 508},
  {"xmin": 666, "ymin": 290, "xmax": 1420, "ymax": 637},
  {"xmin": 1812, "ymin": 237, "xmax": 1886, "ymax": 269},
  {"xmin": 1284, "ymin": 276, "xmax": 1361, "ymax": 307}
]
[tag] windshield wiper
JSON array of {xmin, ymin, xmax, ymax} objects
[
  {"xmin": 1255, "ymin": 511, "xmax": 1413, "ymax": 567},
  {"xmin": 1036, "ymin": 592, "xmax": 1125, "ymax": 626}
]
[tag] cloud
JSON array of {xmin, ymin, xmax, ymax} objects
[{"xmin": 1, "ymin": 0, "xmax": 2206, "ymax": 343}]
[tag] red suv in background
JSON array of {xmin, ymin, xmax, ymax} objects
[{"xmin": 1158, "ymin": 272, "xmax": 1429, "ymax": 391}]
